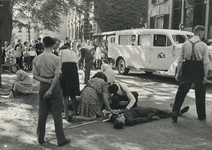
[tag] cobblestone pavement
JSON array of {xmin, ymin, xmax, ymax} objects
[{"xmin": 0, "ymin": 69, "xmax": 212, "ymax": 150}]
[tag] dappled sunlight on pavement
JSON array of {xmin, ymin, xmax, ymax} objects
[{"xmin": 1, "ymin": 70, "xmax": 212, "ymax": 149}]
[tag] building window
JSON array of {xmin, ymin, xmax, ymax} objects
[
  {"xmin": 152, "ymin": 0, "xmax": 166, "ymax": 4},
  {"xmin": 156, "ymin": 16, "xmax": 164, "ymax": 29}
]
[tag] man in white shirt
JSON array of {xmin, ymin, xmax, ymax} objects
[{"xmin": 108, "ymin": 82, "xmax": 138, "ymax": 110}]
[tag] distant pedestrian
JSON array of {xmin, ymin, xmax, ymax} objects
[
  {"xmin": 35, "ymin": 38, "xmax": 44, "ymax": 55},
  {"xmin": 172, "ymin": 25, "xmax": 210, "ymax": 122},
  {"xmin": 52, "ymin": 38, "xmax": 61, "ymax": 56},
  {"xmin": 1, "ymin": 41, "xmax": 9, "ymax": 64},
  {"xmin": 32, "ymin": 36, "xmax": 70, "ymax": 146},
  {"xmin": 78, "ymin": 44, "xmax": 94, "ymax": 84},
  {"xmin": 101, "ymin": 59, "xmax": 115, "ymax": 85},
  {"xmin": 95, "ymin": 43, "xmax": 102, "ymax": 69},
  {"xmin": 64, "ymin": 37, "xmax": 71, "ymax": 48}
]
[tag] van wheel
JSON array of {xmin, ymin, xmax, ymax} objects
[
  {"xmin": 145, "ymin": 71, "xmax": 153, "ymax": 75},
  {"xmin": 117, "ymin": 58, "xmax": 129, "ymax": 75}
]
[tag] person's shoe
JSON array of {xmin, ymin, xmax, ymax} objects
[
  {"xmin": 179, "ymin": 106, "xmax": 189, "ymax": 115},
  {"xmin": 58, "ymin": 138, "xmax": 70, "ymax": 147},
  {"xmin": 172, "ymin": 112, "xmax": 178, "ymax": 122},
  {"xmin": 38, "ymin": 140, "xmax": 46, "ymax": 145},
  {"xmin": 66, "ymin": 114, "xmax": 74, "ymax": 122}
]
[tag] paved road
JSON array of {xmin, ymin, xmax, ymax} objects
[{"xmin": 1, "ymin": 69, "xmax": 212, "ymax": 150}]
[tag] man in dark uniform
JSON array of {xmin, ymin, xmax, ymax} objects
[
  {"xmin": 172, "ymin": 25, "xmax": 210, "ymax": 122},
  {"xmin": 78, "ymin": 44, "xmax": 94, "ymax": 84},
  {"xmin": 35, "ymin": 38, "xmax": 44, "ymax": 56}
]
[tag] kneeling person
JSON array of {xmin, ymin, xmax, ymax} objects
[{"xmin": 108, "ymin": 83, "xmax": 138, "ymax": 110}]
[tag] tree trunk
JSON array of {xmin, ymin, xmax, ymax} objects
[{"xmin": 0, "ymin": 0, "xmax": 12, "ymax": 88}]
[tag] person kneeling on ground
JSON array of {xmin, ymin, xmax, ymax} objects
[
  {"xmin": 2, "ymin": 64, "xmax": 33, "ymax": 98},
  {"xmin": 110, "ymin": 106, "xmax": 189, "ymax": 129},
  {"xmin": 68, "ymin": 72, "xmax": 116, "ymax": 122},
  {"xmin": 108, "ymin": 83, "xmax": 138, "ymax": 110}
]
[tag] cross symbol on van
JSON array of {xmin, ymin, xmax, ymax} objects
[{"xmin": 158, "ymin": 52, "xmax": 165, "ymax": 58}]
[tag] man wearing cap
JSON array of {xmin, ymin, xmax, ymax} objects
[{"xmin": 32, "ymin": 36, "xmax": 70, "ymax": 146}]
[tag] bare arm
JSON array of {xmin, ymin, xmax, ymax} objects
[
  {"xmin": 103, "ymin": 92, "xmax": 115, "ymax": 114},
  {"xmin": 43, "ymin": 74, "xmax": 59, "ymax": 99},
  {"xmin": 33, "ymin": 75, "xmax": 52, "ymax": 84}
]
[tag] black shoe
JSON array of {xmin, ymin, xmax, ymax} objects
[
  {"xmin": 38, "ymin": 140, "xmax": 46, "ymax": 145},
  {"xmin": 172, "ymin": 112, "xmax": 178, "ymax": 122},
  {"xmin": 179, "ymin": 106, "xmax": 189, "ymax": 115},
  {"xmin": 58, "ymin": 138, "xmax": 70, "ymax": 147}
]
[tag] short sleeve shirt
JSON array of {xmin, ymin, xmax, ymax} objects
[
  {"xmin": 32, "ymin": 52, "xmax": 61, "ymax": 78},
  {"xmin": 179, "ymin": 36, "xmax": 210, "ymax": 64}
]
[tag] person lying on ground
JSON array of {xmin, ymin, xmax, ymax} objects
[
  {"xmin": 108, "ymin": 83, "xmax": 138, "ymax": 110},
  {"xmin": 1, "ymin": 64, "xmax": 33, "ymax": 98},
  {"xmin": 67, "ymin": 72, "xmax": 116, "ymax": 122},
  {"xmin": 110, "ymin": 106, "xmax": 189, "ymax": 129}
]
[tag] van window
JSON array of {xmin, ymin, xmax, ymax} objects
[
  {"xmin": 172, "ymin": 35, "xmax": 187, "ymax": 44},
  {"xmin": 119, "ymin": 35, "xmax": 136, "ymax": 45},
  {"xmin": 111, "ymin": 37, "xmax": 115, "ymax": 43},
  {"xmin": 138, "ymin": 34, "xmax": 151, "ymax": 46},
  {"xmin": 154, "ymin": 34, "xmax": 172, "ymax": 46}
]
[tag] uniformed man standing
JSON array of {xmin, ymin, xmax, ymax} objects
[{"xmin": 172, "ymin": 25, "xmax": 210, "ymax": 122}]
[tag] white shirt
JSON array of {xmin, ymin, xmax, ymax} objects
[
  {"xmin": 116, "ymin": 82, "xmax": 136, "ymax": 109},
  {"xmin": 59, "ymin": 49, "xmax": 78, "ymax": 63}
]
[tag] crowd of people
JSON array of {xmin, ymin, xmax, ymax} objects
[{"xmin": 0, "ymin": 25, "xmax": 209, "ymax": 147}]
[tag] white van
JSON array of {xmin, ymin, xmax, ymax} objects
[{"xmin": 107, "ymin": 28, "xmax": 212, "ymax": 78}]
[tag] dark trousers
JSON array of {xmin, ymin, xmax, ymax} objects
[
  {"xmin": 111, "ymin": 91, "xmax": 139, "ymax": 109},
  {"xmin": 172, "ymin": 61, "xmax": 206, "ymax": 120},
  {"xmin": 84, "ymin": 59, "xmax": 93, "ymax": 84},
  {"xmin": 37, "ymin": 82, "xmax": 66, "ymax": 144}
]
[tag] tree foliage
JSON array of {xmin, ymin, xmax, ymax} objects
[
  {"xmin": 12, "ymin": 0, "xmax": 77, "ymax": 32},
  {"xmin": 93, "ymin": 0, "xmax": 148, "ymax": 32}
]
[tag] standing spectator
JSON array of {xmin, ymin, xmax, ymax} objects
[
  {"xmin": 32, "ymin": 36, "xmax": 70, "ymax": 146},
  {"xmin": 28, "ymin": 45, "xmax": 37, "ymax": 70},
  {"xmin": 5, "ymin": 42, "xmax": 16, "ymax": 64},
  {"xmin": 59, "ymin": 45, "xmax": 80, "ymax": 120},
  {"xmin": 35, "ymin": 38, "xmax": 44, "ymax": 56},
  {"xmin": 78, "ymin": 44, "xmax": 94, "ymax": 84},
  {"xmin": 15, "ymin": 46, "xmax": 23, "ymax": 69},
  {"xmin": 64, "ymin": 37, "xmax": 71, "ymax": 48},
  {"xmin": 101, "ymin": 59, "xmax": 115, "ymax": 85},
  {"xmin": 15, "ymin": 39, "xmax": 23, "ymax": 50},
  {"xmin": 52, "ymin": 38, "xmax": 61, "ymax": 56},
  {"xmin": 95, "ymin": 43, "xmax": 102, "ymax": 69},
  {"xmin": 23, "ymin": 41, "xmax": 30, "ymax": 71},
  {"xmin": 172, "ymin": 25, "xmax": 210, "ymax": 122},
  {"xmin": 1, "ymin": 41, "xmax": 9, "ymax": 64},
  {"xmin": 1, "ymin": 64, "xmax": 33, "ymax": 98}
]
